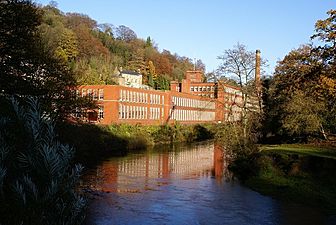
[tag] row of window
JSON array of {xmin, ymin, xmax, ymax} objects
[
  {"xmin": 149, "ymin": 107, "xmax": 163, "ymax": 120},
  {"xmin": 171, "ymin": 109, "xmax": 215, "ymax": 121},
  {"xmin": 79, "ymin": 89, "xmax": 104, "ymax": 100},
  {"xmin": 98, "ymin": 106, "xmax": 104, "ymax": 119},
  {"xmin": 118, "ymin": 104, "xmax": 163, "ymax": 120},
  {"xmin": 120, "ymin": 90, "xmax": 147, "ymax": 103},
  {"xmin": 172, "ymin": 96, "xmax": 215, "ymax": 109},
  {"xmin": 119, "ymin": 90, "xmax": 164, "ymax": 105},
  {"xmin": 124, "ymin": 77, "xmax": 141, "ymax": 84},
  {"xmin": 197, "ymin": 93, "xmax": 214, "ymax": 98},
  {"xmin": 73, "ymin": 106, "xmax": 104, "ymax": 119},
  {"xmin": 190, "ymin": 86, "xmax": 215, "ymax": 92},
  {"xmin": 149, "ymin": 94, "xmax": 163, "ymax": 105}
]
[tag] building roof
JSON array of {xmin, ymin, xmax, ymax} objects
[{"xmin": 120, "ymin": 70, "xmax": 142, "ymax": 76}]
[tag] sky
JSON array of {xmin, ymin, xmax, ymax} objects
[{"xmin": 36, "ymin": 0, "xmax": 336, "ymax": 75}]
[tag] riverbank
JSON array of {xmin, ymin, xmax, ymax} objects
[
  {"xmin": 229, "ymin": 144, "xmax": 336, "ymax": 213},
  {"xmin": 56, "ymin": 122, "xmax": 215, "ymax": 166}
]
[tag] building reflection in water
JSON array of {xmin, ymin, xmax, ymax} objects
[{"xmin": 85, "ymin": 142, "xmax": 231, "ymax": 193}]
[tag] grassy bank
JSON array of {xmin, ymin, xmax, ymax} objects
[
  {"xmin": 230, "ymin": 144, "xmax": 336, "ymax": 213},
  {"xmin": 56, "ymin": 122, "xmax": 215, "ymax": 166},
  {"xmin": 261, "ymin": 144, "xmax": 336, "ymax": 159}
]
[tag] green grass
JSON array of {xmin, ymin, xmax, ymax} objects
[
  {"xmin": 260, "ymin": 144, "xmax": 336, "ymax": 159},
  {"xmin": 246, "ymin": 170, "xmax": 336, "ymax": 213},
  {"xmin": 231, "ymin": 144, "xmax": 336, "ymax": 213}
]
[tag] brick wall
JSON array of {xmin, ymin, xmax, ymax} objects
[{"xmin": 77, "ymin": 85, "xmax": 220, "ymax": 125}]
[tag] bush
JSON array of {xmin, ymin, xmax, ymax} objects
[{"xmin": 0, "ymin": 97, "xmax": 86, "ymax": 225}]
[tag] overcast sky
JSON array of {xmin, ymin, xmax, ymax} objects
[{"xmin": 37, "ymin": 0, "xmax": 336, "ymax": 74}]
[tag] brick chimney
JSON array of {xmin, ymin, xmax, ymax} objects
[{"xmin": 255, "ymin": 50, "xmax": 261, "ymax": 96}]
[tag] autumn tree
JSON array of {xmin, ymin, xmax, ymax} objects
[
  {"xmin": 39, "ymin": 6, "xmax": 79, "ymax": 63},
  {"xmin": 146, "ymin": 60, "xmax": 156, "ymax": 87},
  {"xmin": 32, "ymin": 2, "xmax": 198, "ymax": 89},
  {"xmin": 65, "ymin": 13, "xmax": 109, "ymax": 59},
  {"xmin": 127, "ymin": 48, "xmax": 146, "ymax": 73},
  {"xmin": 268, "ymin": 10, "xmax": 336, "ymax": 141},
  {"xmin": 311, "ymin": 9, "xmax": 336, "ymax": 135}
]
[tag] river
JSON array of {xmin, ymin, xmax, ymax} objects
[{"xmin": 83, "ymin": 141, "xmax": 336, "ymax": 225}]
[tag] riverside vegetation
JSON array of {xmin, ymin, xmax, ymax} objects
[
  {"xmin": 214, "ymin": 9, "xmax": 336, "ymax": 213},
  {"xmin": 215, "ymin": 120, "xmax": 336, "ymax": 212},
  {"xmin": 56, "ymin": 122, "xmax": 215, "ymax": 166}
]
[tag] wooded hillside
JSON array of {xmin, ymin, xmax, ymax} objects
[{"xmin": 39, "ymin": 3, "xmax": 206, "ymax": 90}]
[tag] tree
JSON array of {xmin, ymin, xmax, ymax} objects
[
  {"xmin": 127, "ymin": 48, "xmax": 146, "ymax": 73},
  {"xmin": 65, "ymin": 13, "xmax": 109, "ymax": 59},
  {"xmin": 282, "ymin": 91, "xmax": 326, "ymax": 139},
  {"xmin": 73, "ymin": 56, "xmax": 116, "ymax": 85},
  {"xmin": 267, "ymin": 9, "xmax": 336, "ymax": 141},
  {"xmin": 115, "ymin": 25, "xmax": 137, "ymax": 42},
  {"xmin": 0, "ymin": 0, "xmax": 85, "ymax": 118},
  {"xmin": 311, "ymin": 9, "xmax": 336, "ymax": 135},
  {"xmin": 145, "ymin": 36, "xmax": 152, "ymax": 48},
  {"xmin": 217, "ymin": 43, "xmax": 266, "ymax": 139},
  {"xmin": 217, "ymin": 43, "xmax": 257, "ymax": 87},
  {"xmin": 195, "ymin": 59, "xmax": 206, "ymax": 72},
  {"xmin": 0, "ymin": 97, "xmax": 86, "ymax": 225},
  {"xmin": 268, "ymin": 45, "xmax": 323, "ymax": 140},
  {"xmin": 312, "ymin": 9, "xmax": 336, "ymax": 55},
  {"xmin": 155, "ymin": 74, "xmax": 170, "ymax": 90},
  {"xmin": 153, "ymin": 54, "xmax": 172, "ymax": 76},
  {"xmin": 39, "ymin": 4, "xmax": 79, "ymax": 63}
]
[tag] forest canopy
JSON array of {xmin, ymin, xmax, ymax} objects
[{"xmin": 38, "ymin": 2, "xmax": 204, "ymax": 89}]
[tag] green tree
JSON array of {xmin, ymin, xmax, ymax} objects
[
  {"xmin": 282, "ymin": 91, "xmax": 326, "ymax": 139},
  {"xmin": 269, "ymin": 45, "xmax": 324, "ymax": 140},
  {"xmin": 148, "ymin": 73, "xmax": 154, "ymax": 87},
  {"xmin": 0, "ymin": 0, "xmax": 84, "ymax": 118},
  {"xmin": 145, "ymin": 36, "xmax": 152, "ymax": 48},
  {"xmin": 73, "ymin": 56, "xmax": 116, "ymax": 85},
  {"xmin": 155, "ymin": 74, "xmax": 171, "ymax": 90},
  {"xmin": 0, "ymin": 97, "xmax": 86, "ymax": 225}
]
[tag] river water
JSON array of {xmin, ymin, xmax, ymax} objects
[{"xmin": 83, "ymin": 141, "xmax": 336, "ymax": 225}]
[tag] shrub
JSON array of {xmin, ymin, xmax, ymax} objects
[{"xmin": 0, "ymin": 97, "xmax": 86, "ymax": 225}]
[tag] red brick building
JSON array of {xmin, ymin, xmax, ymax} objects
[
  {"xmin": 76, "ymin": 48, "xmax": 262, "ymax": 125},
  {"xmin": 76, "ymin": 84, "xmax": 217, "ymax": 125},
  {"xmin": 170, "ymin": 70, "xmax": 245, "ymax": 123}
]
